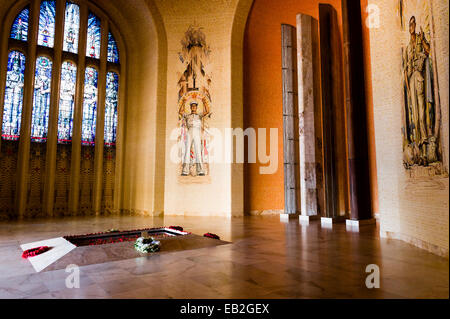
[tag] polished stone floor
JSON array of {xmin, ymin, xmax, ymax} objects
[{"xmin": 0, "ymin": 215, "xmax": 448, "ymax": 299}]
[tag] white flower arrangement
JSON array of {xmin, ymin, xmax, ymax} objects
[{"xmin": 134, "ymin": 236, "xmax": 161, "ymax": 253}]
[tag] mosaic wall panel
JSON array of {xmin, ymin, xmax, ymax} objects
[
  {"xmin": 0, "ymin": 141, "xmax": 18, "ymax": 219},
  {"xmin": 54, "ymin": 144, "xmax": 71, "ymax": 215},
  {"xmin": 79, "ymin": 145, "xmax": 94, "ymax": 214},
  {"xmin": 399, "ymin": 0, "xmax": 444, "ymax": 175},
  {"xmin": 101, "ymin": 146, "xmax": 115, "ymax": 214},
  {"xmin": 25, "ymin": 143, "xmax": 46, "ymax": 217},
  {"xmin": 177, "ymin": 25, "xmax": 212, "ymax": 179}
]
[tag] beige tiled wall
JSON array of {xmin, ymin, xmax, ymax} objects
[
  {"xmin": 153, "ymin": 0, "xmax": 251, "ymax": 217},
  {"xmin": 369, "ymin": 0, "xmax": 449, "ymax": 257}
]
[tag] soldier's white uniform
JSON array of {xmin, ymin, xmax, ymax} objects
[{"xmin": 182, "ymin": 112, "xmax": 205, "ymax": 175}]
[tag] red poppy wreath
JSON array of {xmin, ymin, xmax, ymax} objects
[
  {"xmin": 22, "ymin": 246, "xmax": 51, "ymax": 259},
  {"xmin": 203, "ymin": 233, "xmax": 220, "ymax": 240}
]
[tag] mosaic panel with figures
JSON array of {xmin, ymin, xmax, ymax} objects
[{"xmin": 398, "ymin": 0, "xmax": 444, "ymax": 175}]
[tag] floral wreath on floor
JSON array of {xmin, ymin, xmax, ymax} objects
[
  {"xmin": 203, "ymin": 233, "xmax": 220, "ymax": 240},
  {"xmin": 64, "ymin": 226, "xmax": 188, "ymax": 239},
  {"xmin": 22, "ymin": 246, "xmax": 51, "ymax": 259},
  {"xmin": 134, "ymin": 237, "xmax": 161, "ymax": 253}
]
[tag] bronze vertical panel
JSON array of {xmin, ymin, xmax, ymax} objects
[
  {"xmin": 341, "ymin": 0, "xmax": 372, "ymax": 220},
  {"xmin": 319, "ymin": 4, "xmax": 340, "ymax": 218}
]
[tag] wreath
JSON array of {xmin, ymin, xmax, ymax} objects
[
  {"xmin": 134, "ymin": 237, "xmax": 161, "ymax": 253},
  {"xmin": 203, "ymin": 233, "xmax": 220, "ymax": 240},
  {"xmin": 85, "ymin": 235, "xmax": 139, "ymax": 246},
  {"xmin": 22, "ymin": 246, "xmax": 50, "ymax": 259}
]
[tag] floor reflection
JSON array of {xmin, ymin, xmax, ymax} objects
[{"xmin": 0, "ymin": 215, "xmax": 447, "ymax": 298}]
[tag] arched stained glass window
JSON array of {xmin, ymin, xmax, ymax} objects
[
  {"xmin": 3, "ymin": 2, "xmax": 122, "ymax": 147},
  {"xmin": 31, "ymin": 56, "xmax": 52, "ymax": 142},
  {"xmin": 10, "ymin": 7, "xmax": 29, "ymax": 41},
  {"xmin": 58, "ymin": 61, "xmax": 77, "ymax": 144},
  {"xmin": 86, "ymin": 13, "xmax": 101, "ymax": 59},
  {"xmin": 37, "ymin": 1, "xmax": 56, "ymax": 48},
  {"xmin": 2, "ymin": 1, "xmax": 124, "ymax": 216},
  {"xmin": 63, "ymin": 2, "xmax": 80, "ymax": 54},
  {"xmin": 104, "ymin": 72, "xmax": 118, "ymax": 146},
  {"xmin": 107, "ymin": 32, "xmax": 119, "ymax": 63},
  {"xmin": 81, "ymin": 67, "xmax": 98, "ymax": 145},
  {"xmin": 2, "ymin": 51, "xmax": 26, "ymax": 141}
]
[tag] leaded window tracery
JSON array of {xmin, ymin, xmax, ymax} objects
[
  {"xmin": 104, "ymin": 72, "xmax": 118, "ymax": 146},
  {"xmin": 86, "ymin": 12, "xmax": 101, "ymax": 59},
  {"xmin": 37, "ymin": 1, "xmax": 56, "ymax": 48},
  {"xmin": 31, "ymin": 56, "xmax": 53, "ymax": 142},
  {"xmin": 10, "ymin": 7, "xmax": 29, "ymax": 41},
  {"xmin": 2, "ymin": 51, "xmax": 26, "ymax": 141},
  {"xmin": 63, "ymin": 2, "xmax": 80, "ymax": 54},
  {"xmin": 81, "ymin": 67, "xmax": 98, "ymax": 145},
  {"xmin": 58, "ymin": 61, "xmax": 77, "ymax": 143}
]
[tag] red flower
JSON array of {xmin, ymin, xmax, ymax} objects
[
  {"xmin": 203, "ymin": 233, "xmax": 220, "ymax": 240},
  {"xmin": 22, "ymin": 246, "xmax": 51, "ymax": 259}
]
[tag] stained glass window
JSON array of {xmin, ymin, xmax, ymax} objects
[
  {"xmin": 2, "ymin": 51, "xmax": 26, "ymax": 141},
  {"xmin": 107, "ymin": 32, "xmax": 119, "ymax": 63},
  {"xmin": 104, "ymin": 72, "xmax": 119, "ymax": 146},
  {"xmin": 58, "ymin": 61, "xmax": 77, "ymax": 144},
  {"xmin": 63, "ymin": 2, "xmax": 80, "ymax": 54},
  {"xmin": 10, "ymin": 7, "xmax": 29, "ymax": 41},
  {"xmin": 81, "ymin": 67, "xmax": 98, "ymax": 145},
  {"xmin": 37, "ymin": 1, "xmax": 56, "ymax": 48},
  {"xmin": 31, "ymin": 57, "xmax": 52, "ymax": 142},
  {"xmin": 86, "ymin": 13, "xmax": 101, "ymax": 59},
  {"xmin": 3, "ymin": 3, "xmax": 122, "ymax": 147}
]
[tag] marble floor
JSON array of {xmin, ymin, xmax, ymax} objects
[{"xmin": 0, "ymin": 215, "xmax": 448, "ymax": 299}]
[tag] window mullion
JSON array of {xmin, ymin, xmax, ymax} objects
[
  {"xmin": 16, "ymin": 0, "xmax": 41, "ymax": 218},
  {"xmin": 0, "ymin": 31, "xmax": 9, "ymax": 149},
  {"xmin": 42, "ymin": 0, "xmax": 65, "ymax": 216},
  {"xmin": 114, "ymin": 57, "xmax": 126, "ymax": 211},
  {"xmin": 92, "ymin": 18, "xmax": 108, "ymax": 213},
  {"xmin": 68, "ymin": 1, "xmax": 87, "ymax": 214}
]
